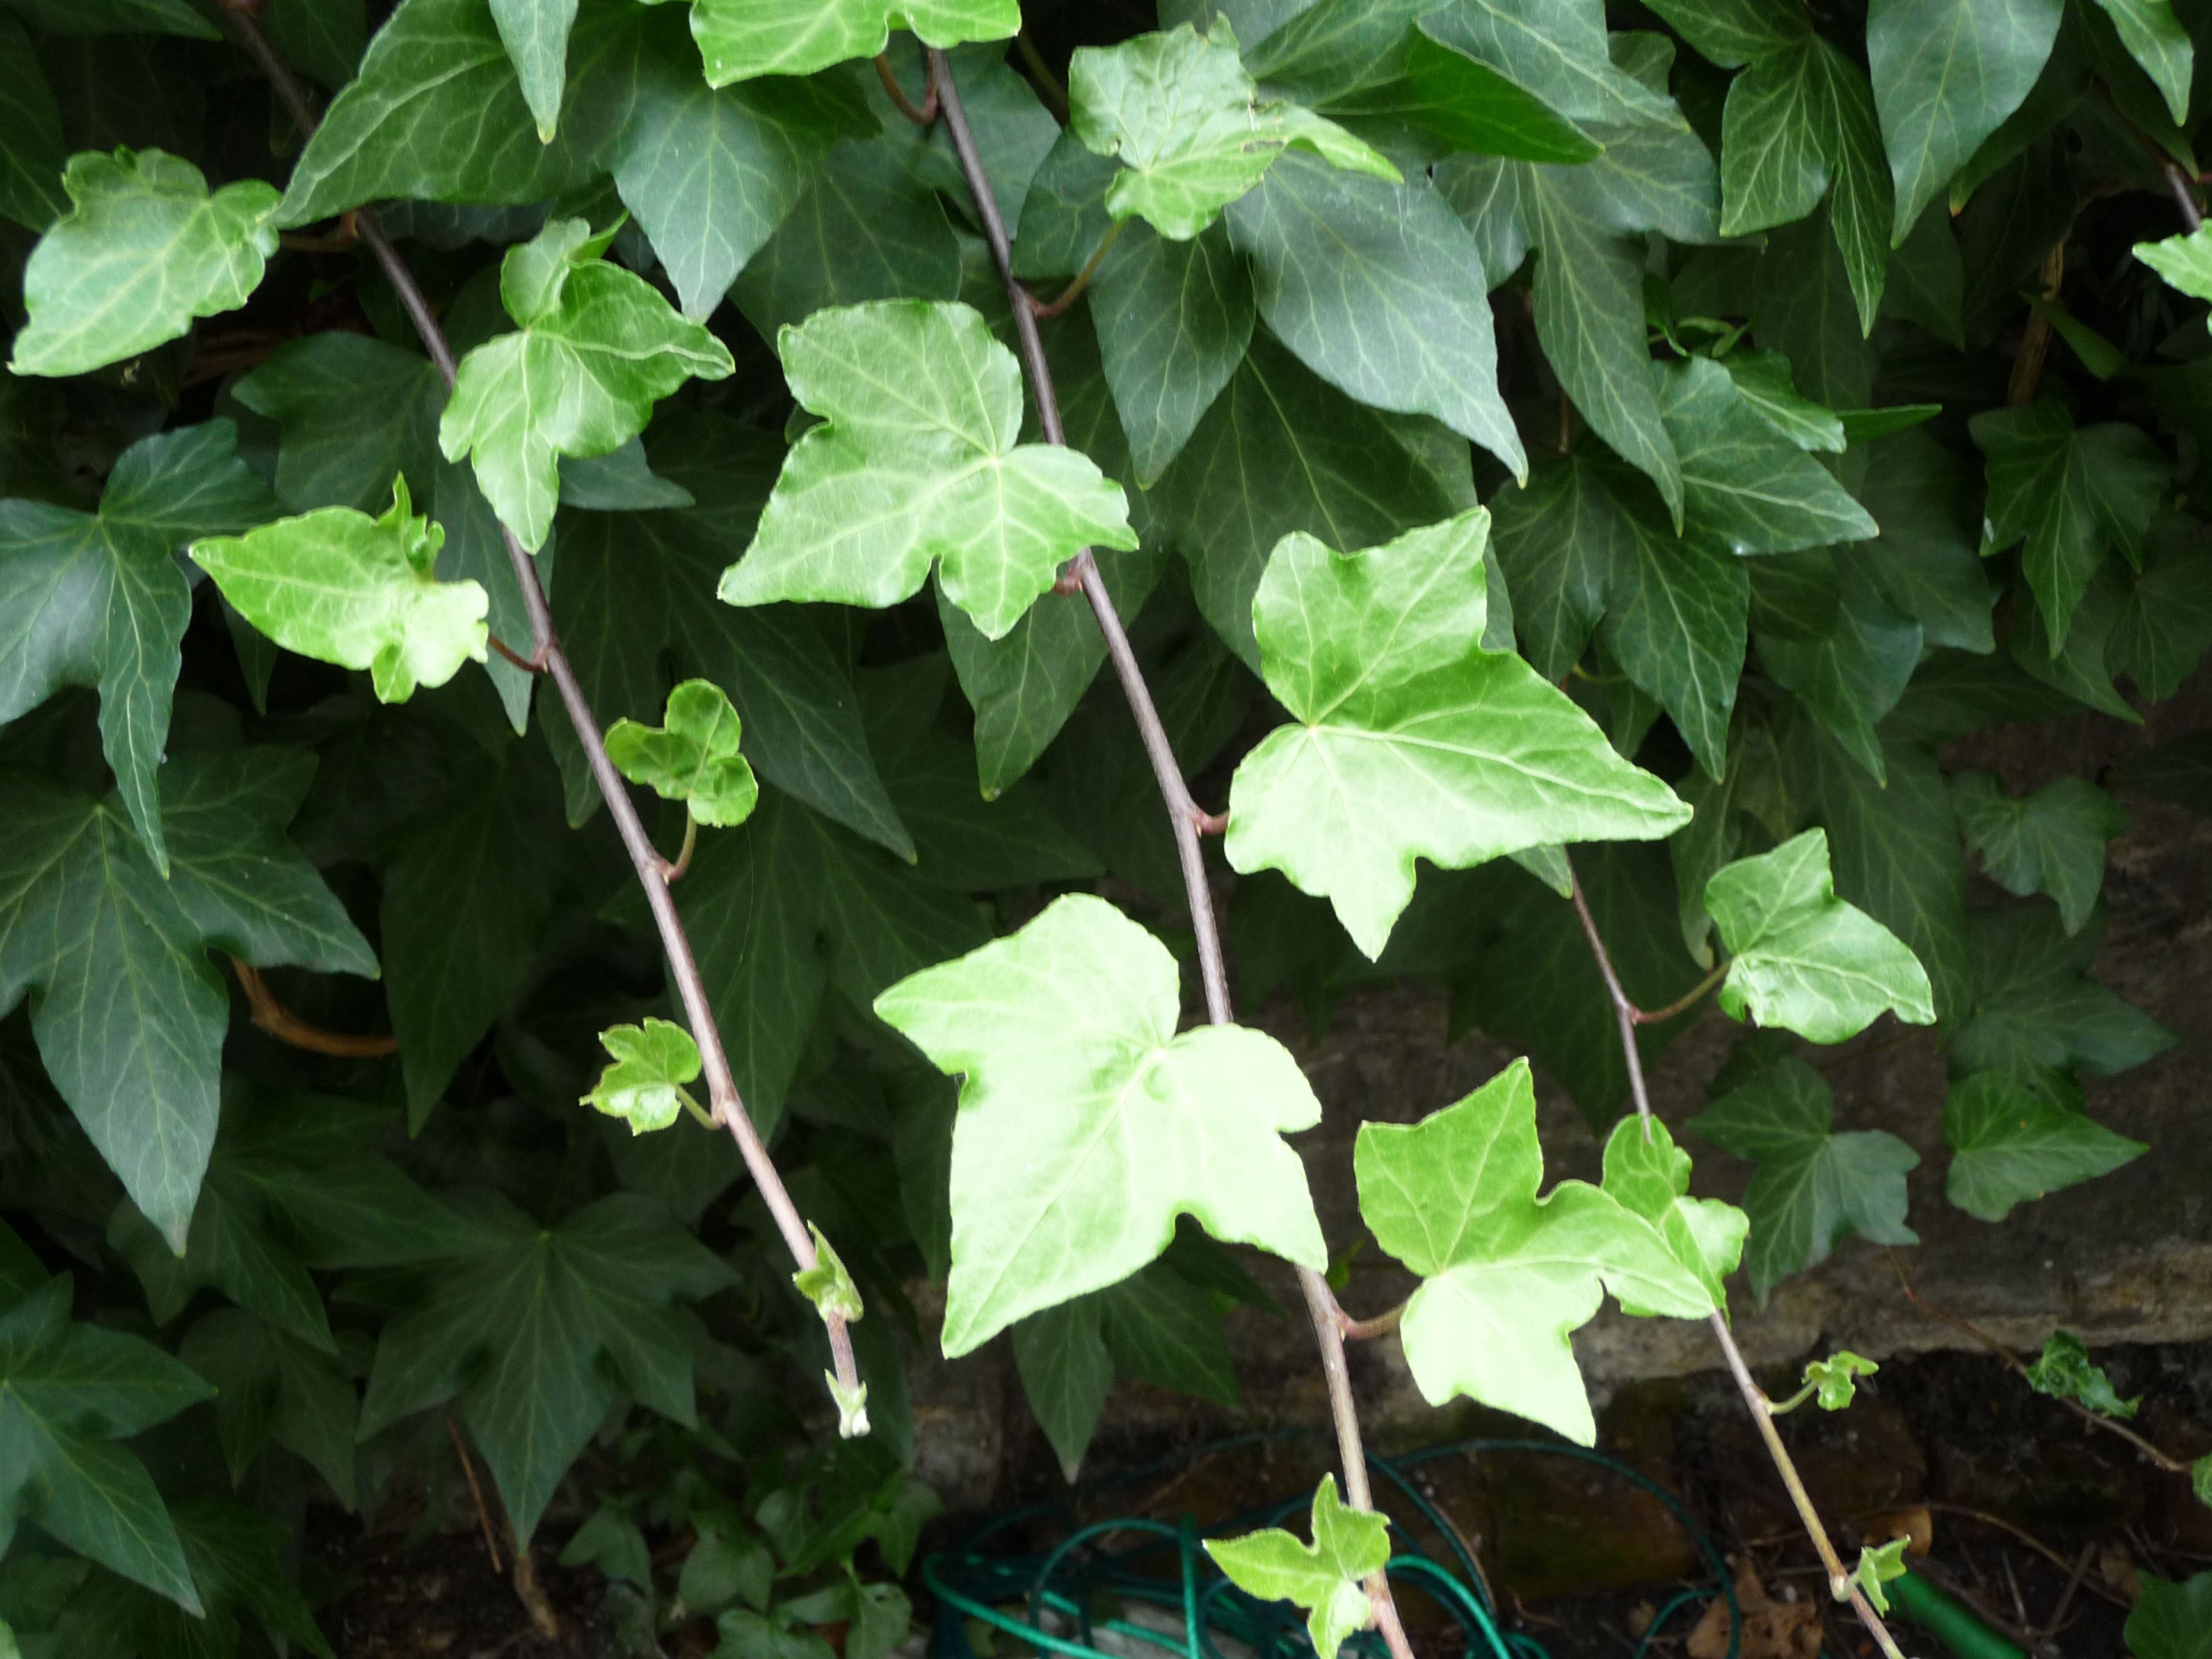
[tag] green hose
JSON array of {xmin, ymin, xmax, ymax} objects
[{"xmin": 1887, "ymin": 1571, "xmax": 2028, "ymax": 1659}]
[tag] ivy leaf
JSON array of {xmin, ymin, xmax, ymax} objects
[
  {"xmin": 1759, "ymin": 560, "xmax": 1921, "ymax": 783},
  {"xmin": 1423, "ymin": 0, "xmax": 1687, "ymax": 129},
  {"xmin": 792, "ymin": 1222, "xmax": 863, "ymax": 1324},
  {"xmin": 1847, "ymin": 429, "xmax": 1994, "ymax": 653},
  {"xmin": 0, "ymin": 421, "xmax": 272, "ymax": 872},
  {"xmin": 1943, "ymin": 1070, "xmax": 2145, "ymax": 1222},
  {"xmin": 1658, "ymin": 356, "xmax": 1877, "ymax": 553},
  {"xmin": 232, "ymin": 333, "xmax": 445, "ymax": 514},
  {"xmin": 1356, "ymin": 1059, "xmax": 1713, "ymax": 1443},
  {"xmin": 1598, "ymin": 1115, "xmax": 1747, "ymax": 1311},
  {"xmin": 0, "ymin": 21, "xmax": 67, "ymax": 231},
  {"xmin": 1155, "ymin": 330, "xmax": 1470, "ymax": 670},
  {"xmin": 1203, "ymin": 1477, "xmax": 1387, "ymax": 1659},
  {"xmin": 1490, "ymin": 453, "xmax": 1747, "ymax": 779},
  {"xmin": 0, "ymin": 1276, "xmax": 212, "ymax": 1610},
  {"xmin": 1719, "ymin": 350, "xmax": 1845, "ymax": 453},
  {"xmin": 440, "ymin": 217, "xmax": 737, "ymax": 552},
  {"xmin": 2025, "ymin": 1328, "xmax": 2137, "ymax": 1416},
  {"xmin": 1690, "ymin": 1057, "xmax": 1918, "ymax": 1302},
  {"xmin": 1068, "ymin": 21, "xmax": 1397, "ymax": 241},
  {"xmin": 490, "ymin": 0, "xmax": 575, "ymax": 142},
  {"xmin": 604, "ymin": 678, "xmax": 759, "ymax": 828},
  {"xmin": 8, "ymin": 149, "xmax": 278, "ymax": 378},
  {"xmin": 2091, "ymin": 0, "xmax": 2193, "ymax": 127},
  {"xmin": 1948, "ymin": 906, "xmax": 2176, "ymax": 1097},
  {"xmin": 1803, "ymin": 1350, "xmax": 1877, "ymax": 1409},
  {"xmin": 359, "ymin": 1191, "xmax": 735, "ymax": 1543},
  {"xmin": 179, "ymin": 1309, "xmax": 360, "ymax": 1506},
  {"xmin": 2128, "ymin": 1571, "xmax": 2212, "ymax": 1659},
  {"xmin": 677, "ymin": 0, "xmax": 1018, "ymax": 86},
  {"xmin": 2136, "ymin": 223, "xmax": 2212, "ymax": 320},
  {"xmin": 1012, "ymin": 1301, "xmax": 1112, "ymax": 1481},
  {"xmin": 1224, "ymin": 154, "xmax": 1523, "ymax": 476},
  {"xmin": 1704, "ymin": 828, "xmax": 1936, "ymax": 1044},
  {"xmin": 1950, "ymin": 773, "xmax": 2128, "ymax": 936},
  {"xmin": 1971, "ymin": 401, "xmax": 2168, "ymax": 652},
  {"xmin": 1868, "ymin": 0, "xmax": 2063, "ymax": 243},
  {"xmin": 873, "ymin": 893, "xmax": 1327, "ymax": 1357},
  {"xmin": 1852, "ymin": 1537, "xmax": 1909, "ymax": 1613},
  {"xmin": 1224, "ymin": 509, "xmax": 1692, "ymax": 959},
  {"xmin": 583, "ymin": 1018, "xmax": 702, "ymax": 1135},
  {"xmin": 192, "ymin": 477, "xmax": 489, "ymax": 705},
  {"xmin": 717, "ymin": 301, "xmax": 1135, "ymax": 640}
]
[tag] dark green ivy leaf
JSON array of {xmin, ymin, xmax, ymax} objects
[
  {"xmin": 180, "ymin": 1308, "xmax": 362, "ymax": 1505},
  {"xmin": 1951, "ymin": 772, "xmax": 2128, "ymax": 935},
  {"xmin": 0, "ymin": 421, "xmax": 275, "ymax": 871},
  {"xmin": 1947, "ymin": 904, "xmax": 2176, "ymax": 1096},
  {"xmin": 1943, "ymin": 1070, "xmax": 2145, "ymax": 1222}
]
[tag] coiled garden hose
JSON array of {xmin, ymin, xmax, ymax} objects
[{"xmin": 921, "ymin": 1434, "xmax": 1751, "ymax": 1659}]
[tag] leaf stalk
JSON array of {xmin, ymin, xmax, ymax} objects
[{"xmin": 930, "ymin": 49, "xmax": 1413, "ymax": 1659}]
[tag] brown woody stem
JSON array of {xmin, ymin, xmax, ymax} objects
[
  {"xmin": 1030, "ymin": 220, "xmax": 1125, "ymax": 320},
  {"xmin": 1567, "ymin": 862, "xmax": 1912, "ymax": 1659},
  {"xmin": 228, "ymin": 958, "xmax": 399, "ymax": 1058},
  {"xmin": 930, "ymin": 48, "xmax": 1414, "ymax": 1659},
  {"xmin": 874, "ymin": 52, "xmax": 938, "ymax": 125},
  {"xmin": 230, "ymin": 8, "xmax": 861, "ymax": 1409}
]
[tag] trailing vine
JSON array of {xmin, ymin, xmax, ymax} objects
[{"xmin": 0, "ymin": 0, "xmax": 2208, "ymax": 1654}]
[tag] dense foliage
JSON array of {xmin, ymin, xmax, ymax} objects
[{"xmin": 1, "ymin": 0, "xmax": 2208, "ymax": 1651}]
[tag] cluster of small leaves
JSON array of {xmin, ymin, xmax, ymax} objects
[{"xmin": 0, "ymin": 0, "xmax": 2206, "ymax": 1633}]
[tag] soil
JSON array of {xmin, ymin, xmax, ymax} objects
[{"xmin": 300, "ymin": 1340, "xmax": 2211, "ymax": 1658}]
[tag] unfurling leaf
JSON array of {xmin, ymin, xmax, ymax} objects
[
  {"xmin": 1943, "ymin": 1071, "xmax": 2145, "ymax": 1222},
  {"xmin": 439, "ymin": 218, "xmax": 736, "ymax": 552},
  {"xmin": 1599, "ymin": 1116, "xmax": 1747, "ymax": 1312},
  {"xmin": 1068, "ymin": 22, "xmax": 1397, "ymax": 241},
  {"xmin": 582, "ymin": 1017, "xmax": 703, "ymax": 1135},
  {"xmin": 1849, "ymin": 1536, "xmax": 1909, "ymax": 1613},
  {"xmin": 605, "ymin": 678, "xmax": 759, "ymax": 828},
  {"xmin": 1225, "ymin": 510, "xmax": 1692, "ymax": 959},
  {"xmin": 191, "ymin": 477, "xmax": 488, "ymax": 704},
  {"xmin": 874, "ymin": 893, "xmax": 1327, "ymax": 1357},
  {"xmin": 8, "ymin": 148, "xmax": 278, "ymax": 377},
  {"xmin": 719, "ymin": 301, "xmax": 1135, "ymax": 640},
  {"xmin": 1204, "ymin": 1477, "xmax": 1387, "ymax": 1659},
  {"xmin": 2025, "ymin": 1328, "xmax": 2139, "ymax": 1418},
  {"xmin": 679, "ymin": 0, "xmax": 1020, "ymax": 87},
  {"xmin": 1690, "ymin": 1058, "xmax": 1918, "ymax": 1302},
  {"xmin": 793, "ymin": 1222, "xmax": 863, "ymax": 1323},
  {"xmin": 826, "ymin": 1370, "xmax": 870, "ymax": 1439},
  {"xmin": 1704, "ymin": 828, "xmax": 1936, "ymax": 1043},
  {"xmin": 1355, "ymin": 1059, "xmax": 1712, "ymax": 1443},
  {"xmin": 1803, "ymin": 1350, "xmax": 1878, "ymax": 1410}
]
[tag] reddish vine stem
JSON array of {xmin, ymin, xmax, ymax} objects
[
  {"xmin": 873, "ymin": 52, "xmax": 938, "ymax": 125},
  {"xmin": 226, "ymin": 6, "xmax": 861, "ymax": 1408},
  {"xmin": 929, "ymin": 50, "xmax": 1415, "ymax": 1659},
  {"xmin": 228, "ymin": 957, "xmax": 399, "ymax": 1057},
  {"xmin": 1563, "ymin": 853, "xmax": 1911, "ymax": 1659}
]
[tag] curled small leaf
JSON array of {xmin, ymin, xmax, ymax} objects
[
  {"xmin": 793, "ymin": 1223, "xmax": 863, "ymax": 1324},
  {"xmin": 2024, "ymin": 1329, "xmax": 2139, "ymax": 1420},
  {"xmin": 582, "ymin": 1018, "xmax": 703, "ymax": 1135},
  {"xmin": 605, "ymin": 678, "xmax": 759, "ymax": 828},
  {"xmin": 826, "ymin": 1370, "xmax": 870, "ymax": 1439},
  {"xmin": 1803, "ymin": 1350, "xmax": 1877, "ymax": 1411},
  {"xmin": 1847, "ymin": 1536, "xmax": 1909, "ymax": 1613}
]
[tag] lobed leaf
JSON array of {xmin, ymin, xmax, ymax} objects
[
  {"xmin": 1204, "ymin": 1477, "xmax": 1387, "ymax": 1659},
  {"xmin": 582, "ymin": 1017, "xmax": 703, "ymax": 1134},
  {"xmin": 604, "ymin": 678, "xmax": 760, "ymax": 828}
]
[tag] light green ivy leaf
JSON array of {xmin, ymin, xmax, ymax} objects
[
  {"xmin": 8, "ymin": 148, "xmax": 278, "ymax": 378},
  {"xmin": 1852, "ymin": 1537, "xmax": 1909, "ymax": 1613},
  {"xmin": 874, "ymin": 893, "xmax": 1327, "ymax": 1357},
  {"xmin": 1705, "ymin": 828, "xmax": 1936, "ymax": 1043},
  {"xmin": 1225, "ymin": 509, "xmax": 1691, "ymax": 959},
  {"xmin": 675, "ymin": 0, "xmax": 1019, "ymax": 87},
  {"xmin": 1068, "ymin": 22, "xmax": 1398, "ymax": 241},
  {"xmin": 1357, "ymin": 1059, "xmax": 1713, "ymax": 1443},
  {"xmin": 1692, "ymin": 1057, "xmax": 1918, "ymax": 1302},
  {"xmin": 1203, "ymin": 1477, "xmax": 1387, "ymax": 1659},
  {"xmin": 582, "ymin": 1017, "xmax": 702, "ymax": 1135},
  {"xmin": 2137, "ymin": 223, "xmax": 2212, "ymax": 324},
  {"xmin": 1943, "ymin": 1070, "xmax": 2146, "ymax": 1222},
  {"xmin": 191, "ymin": 477, "xmax": 489, "ymax": 705},
  {"xmin": 439, "ymin": 217, "xmax": 736, "ymax": 552},
  {"xmin": 719, "ymin": 301, "xmax": 1135, "ymax": 640},
  {"xmin": 1802, "ymin": 1349, "xmax": 1877, "ymax": 1409},
  {"xmin": 1598, "ymin": 1115, "xmax": 1747, "ymax": 1313},
  {"xmin": 604, "ymin": 678, "xmax": 760, "ymax": 828}
]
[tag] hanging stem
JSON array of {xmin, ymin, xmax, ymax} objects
[
  {"xmin": 929, "ymin": 49, "xmax": 1414, "ymax": 1659},
  {"xmin": 227, "ymin": 6, "xmax": 862, "ymax": 1413},
  {"xmin": 874, "ymin": 52, "xmax": 939, "ymax": 125},
  {"xmin": 1030, "ymin": 220, "xmax": 1125, "ymax": 320},
  {"xmin": 1565, "ymin": 854, "xmax": 1912, "ymax": 1659},
  {"xmin": 228, "ymin": 958, "xmax": 400, "ymax": 1058}
]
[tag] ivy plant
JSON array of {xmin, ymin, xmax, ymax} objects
[{"xmin": 0, "ymin": 0, "xmax": 2202, "ymax": 1653}]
